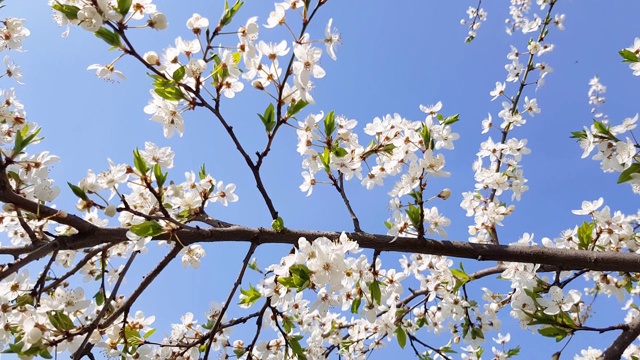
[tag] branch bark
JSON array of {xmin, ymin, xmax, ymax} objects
[
  {"xmin": 1, "ymin": 225, "xmax": 638, "ymax": 273},
  {"xmin": 602, "ymin": 315, "xmax": 640, "ymax": 360}
]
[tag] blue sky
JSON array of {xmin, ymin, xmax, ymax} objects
[{"xmin": 3, "ymin": 0, "xmax": 640, "ymax": 358}]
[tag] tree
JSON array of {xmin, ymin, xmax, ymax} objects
[{"xmin": 0, "ymin": 0, "xmax": 638, "ymax": 359}]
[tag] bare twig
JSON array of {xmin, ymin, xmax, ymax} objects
[
  {"xmin": 203, "ymin": 241, "xmax": 258, "ymax": 359},
  {"xmin": 73, "ymin": 250, "xmax": 139, "ymax": 359}
]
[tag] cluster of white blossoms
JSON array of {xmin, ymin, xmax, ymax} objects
[
  {"xmin": 0, "ymin": 19, "xmax": 66, "ymax": 248},
  {"xmin": 0, "ymin": 0, "xmax": 635, "ymax": 359},
  {"xmin": 139, "ymin": 2, "xmax": 338, "ymax": 137},
  {"xmin": 234, "ymin": 233, "xmax": 507, "ymax": 359},
  {"xmin": 574, "ymin": 75, "xmax": 640, "ymax": 193},
  {"xmin": 461, "ymin": 1, "xmax": 562, "ymax": 245},
  {"xmin": 460, "ymin": 5, "xmax": 488, "ymax": 43},
  {"xmin": 296, "ymin": 103, "xmax": 458, "ymax": 239}
]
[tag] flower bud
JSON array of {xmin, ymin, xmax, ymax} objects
[
  {"xmin": 104, "ymin": 205, "xmax": 117, "ymax": 217},
  {"xmin": 143, "ymin": 51, "xmax": 160, "ymax": 66},
  {"xmin": 437, "ymin": 188, "xmax": 451, "ymax": 200},
  {"xmin": 148, "ymin": 13, "xmax": 168, "ymax": 30}
]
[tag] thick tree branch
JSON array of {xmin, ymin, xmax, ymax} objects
[
  {"xmin": 602, "ymin": 315, "xmax": 640, "ymax": 360},
  {"xmin": 0, "ymin": 226, "xmax": 639, "ymax": 272}
]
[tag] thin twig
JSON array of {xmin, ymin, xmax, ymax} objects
[{"xmin": 203, "ymin": 241, "xmax": 258, "ymax": 359}]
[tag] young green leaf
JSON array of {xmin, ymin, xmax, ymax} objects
[
  {"xmin": 332, "ymin": 147, "xmax": 348, "ymax": 158},
  {"xmin": 94, "ymin": 27, "xmax": 122, "ymax": 48},
  {"xmin": 51, "ymin": 3, "xmax": 81, "ymax": 20},
  {"xmin": 287, "ymin": 100, "xmax": 309, "ymax": 118},
  {"xmin": 538, "ymin": 326, "xmax": 568, "ymax": 342},
  {"xmin": 368, "ymin": 280, "xmax": 382, "ymax": 305},
  {"xmin": 619, "ymin": 49, "xmax": 640, "ymax": 63},
  {"xmin": 153, "ymin": 164, "xmax": 167, "ymax": 189},
  {"xmin": 272, "ymin": 216, "xmax": 285, "ymax": 232},
  {"xmin": 172, "ymin": 66, "xmax": 186, "ymax": 82},
  {"xmin": 239, "ymin": 283, "xmax": 261, "ymax": 306},
  {"xmin": 576, "ymin": 221, "xmax": 595, "ymax": 250},
  {"xmin": 350, "ymin": 296, "xmax": 361, "ymax": 314},
  {"xmin": 67, "ymin": 182, "xmax": 89, "ymax": 201},
  {"xmin": 47, "ymin": 311, "xmax": 75, "ymax": 331},
  {"xmin": 199, "ymin": 164, "xmax": 207, "ymax": 180},
  {"xmin": 154, "ymin": 86, "xmax": 184, "ymax": 101},
  {"xmin": 324, "ymin": 110, "xmax": 336, "ymax": 137},
  {"xmin": 220, "ymin": 0, "xmax": 244, "ymax": 26},
  {"xmin": 395, "ymin": 327, "xmax": 407, "ymax": 349},
  {"xmin": 117, "ymin": 0, "xmax": 132, "ymax": 17},
  {"xmin": 258, "ymin": 103, "xmax": 276, "ymax": 132},
  {"xmin": 129, "ymin": 221, "xmax": 164, "ymax": 237},
  {"xmin": 442, "ymin": 113, "xmax": 460, "ymax": 126},
  {"xmin": 618, "ymin": 163, "xmax": 640, "ymax": 184},
  {"xmin": 133, "ymin": 148, "xmax": 149, "ymax": 174}
]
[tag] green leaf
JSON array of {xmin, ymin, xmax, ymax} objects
[
  {"xmin": 233, "ymin": 347, "xmax": 247, "ymax": 358},
  {"xmin": 258, "ymin": 103, "xmax": 276, "ymax": 132},
  {"xmin": 153, "ymin": 164, "xmax": 167, "ymax": 189},
  {"xmin": 350, "ymin": 296, "xmax": 361, "ymax": 314},
  {"xmin": 248, "ymin": 258, "xmax": 261, "ymax": 272},
  {"xmin": 324, "ymin": 110, "xmax": 336, "ymax": 137},
  {"xmin": 332, "ymin": 147, "xmax": 348, "ymax": 158},
  {"xmin": 117, "ymin": 0, "xmax": 132, "ymax": 17},
  {"xmin": 133, "ymin": 148, "xmax": 149, "ymax": 174},
  {"xmin": 67, "ymin": 182, "xmax": 89, "ymax": 201},
  {"xmin": 143, "ymin": 328, "xmax": 156, "ymax": 339},
  {"xmin": 272, "ymin": 216, "xmax": 285, "ymax": 232},
  {"xmin": 282, "ymin": 316, "xmax": 295, "ymax": 333},
  {"xmin": 51, "ymin": 3, "xmax": 80, "ymax": 20},
  {"xmin": 12, "ymin": 125, "xmax": 43, "ymax": 157},
  {"xmin": 16, "ymin": 294, "xmax": 34, "ymax": 306},
  {"xmin": 507, "ymin": 346, "xmax": 521, "ymax": 357},
  {"xmin": 199, "ymin": 164, "xmax": 207, "ymax": 180},
  {"xmin": 619, "ymin": 49, "xmax": 640, "ymax": 63},
  {"xmin": 287, "ymin": 100, "xmax": 309, "ymax": 118},
  {"xmin": 618, "ymin": 163, "xmax": 640, "ymax": 184},
  {"xmin": 94, "ymin": 27, "xmax": 122, "ymax": 48},
  {"xmin": 577, "ymin": 221, "xmax": 595, "ymax": 250},
  {"xmin": 408, "ymin": 190, "xmax": 423, "ymax": 203},
  {"xmin": 368, "ymin": 280, "xmax": 382, "ymax": 305},
  {"xmin": 420, "ymin": 124, "xmax": 432, "ymax": 149},
  {"xmin": 406, "ymin": 204, "xmax": 421, "ymax": 228},
  {"xmin": 278, "ymin": 264, "xmax": 311, "ymax": 291},
  {"xmin": 442, "ymin": 113, "xmax": 460, "ymax": 126},
  {"xmin": 570, "ymin": 130, "xmax": 587, "ymax": 139},
  {"xmin": 239, "ymin": 283, "xmax": 261, "ymax": 306},
  {"xmin": 154, "ymin": 86, "xmax": 184, "ymax": 101},
  {"xmin": 395, "ymin": 327, "xmax": 407, "ymax": 349},
  {"xmin": 39, "ymin": 348, "xmax": 53, "ymax": 359},
  {"xmin": 382, "ymin": 143, "xmax": 396, "ymax": 155},
  {"xmin": 538, "ymin": 326, "xmax": 568, "ymax": 342},
  {"xmin": 124, "ymin": 326, "xmax": 144, "ymax": 346},
  {"xmin": 289, "ymin": 336, "xmax": 307, "ymax": 360},
  {"xmin": 94, "ymin": 290, "xmax": 105, "ymax": 306},
  {"xmin": 451, "ymin": 264, "xmax": 470, "ymax": 293},
  {"xmin": 172, "ymin": 66, "xmax": 186, "ymax": 82},
  {"xmin": 319, "ymin": 147, "xmax": 331, "ymax": 172},
  {"xmin": 47, "ymin": 311, "xmax": 75, "ymax": 331},
  {"xmin": 470, "ymin": 327, "xmax": 485, "ymax": 340},
  {"xmin": 220, "ymin": 0, "xmax": 244, "ymax": 26},
  {"xmin": 129, "ymin": 221, "xmax": 164, "ymax": 237}
]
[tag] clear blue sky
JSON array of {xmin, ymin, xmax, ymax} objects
[{"xmin": 3, "ymin": 0, "xmax": 640, "ymax": 358}]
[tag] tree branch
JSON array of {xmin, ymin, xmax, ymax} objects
[
  {"xmin": 602, "ymin": 315, "xmax": 640, "ymax": 360},
  {"xmin": 1, "ymin": 226, "xmax": 639, "ymax": 273}
]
